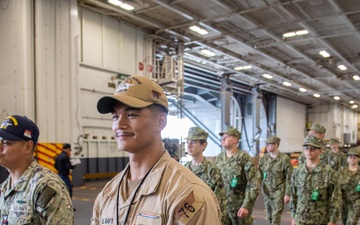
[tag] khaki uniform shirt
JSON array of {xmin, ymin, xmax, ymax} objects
[
  {"xmin": 290, "ymin": 162, "xmax": 341, "ymax": 224},
  {"xmin": 0, "ymin": 160, "xmax": 74, "ymax": 225},
  {"xmin": 91, "ymin": 151, "xmax": 221, "ymax": 225},
  {"xmin": 258, "ymin": 152, "xmax": 293, "ymax": 196}
]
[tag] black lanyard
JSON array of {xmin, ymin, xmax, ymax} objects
[{"xmin": 115, "ymin": 152, "xmax": 163, "ymax": 225}]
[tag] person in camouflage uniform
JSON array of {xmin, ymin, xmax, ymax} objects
[
  {"xmin": 339, "ymin": 148, "xmax": 360, "ymax": 225},
  {"xmin": 184, "ymin": 127, "xmax": 229, "ymax": 225},
  {"xmin": 298, "ymin": 123, "xmax": 341, "ymax": 171},
  {"xmin": 0, "ymin": 115, "xmax": 74, "ymax": 225},
  {"xmin": 290, "ymin": 135, "xmax": 341, "ymax": 225},
  {"xmin": 215, "ymin": 126, "xmax": 259, "ymax": 225},
  {"xmin": 329, "ymin": 137, "xmax": 348, "ymax": 168},
  {"xmin": 258, "ymin": 136, "xmax": 293, "ymax": 225}
]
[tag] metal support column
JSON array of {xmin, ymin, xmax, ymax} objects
[
  {"xmin": 220, "ymin": 74, "xmax": 233, "ymax": 131},
  {"xmin": 252, "ymin": 86, "xmax": 262, "ymax": 156}
]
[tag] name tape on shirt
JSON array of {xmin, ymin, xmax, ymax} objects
[{"xmin": 174, "ymin": 191, "xmax": 204, "ymax": 224}]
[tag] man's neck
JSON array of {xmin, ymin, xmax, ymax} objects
[
  {"xmin": 191, "ymin": 155, "xmax": 204, "ymax": 166},
  {"xmin": 349, "ymin": 164, "xmax": 358, "ymax": 172},
  {"xmin": 9, "ymin": 159, "xmax": 33, "ymax": 187},
  {"xmin": 225, "ymin": 147, "xmax": 238, "ymax": 158},
  {"xmin": 269, "ymin": 149, "xmax": 279, "ymax": 158},
  {"xmin": 306, "ymin": 158, "xmax": 320, "ymax": 171},
  {"xmin": 331, "ymin": 148, "xmax": 339, "ymax": 153},
  {"xmin": 128, "ymin": 147, "xmax": 164, "ymax": 181}
]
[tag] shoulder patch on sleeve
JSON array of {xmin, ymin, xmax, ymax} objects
[
  {"xmin": 36, "ymin": 186, "xmax": 56, "ymax": 208},
  {"xmin": 174, "ymin": 191, "xmax": 204, "ymax": 224}
]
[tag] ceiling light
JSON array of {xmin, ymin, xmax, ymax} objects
[
  {"xmin": 282, "ymin": 81, "xmax": 292, "ymax": 86},
  {"xmin": 283, "ymin": 32, "xmax": 296, "ymax": 38},
  {"xmin": 262, "ymin": 74, "xmax": 273, "ymax": 79},
  {"xmin": 319, "ymin": 50, "xmax": 330, "ymax": 58},
  {"xmin": 351, "ymin": 104, "xmax": 358, "ymax": 109},
  {"xmin": 189, "ymin": 26, "xmax": 208, "ymax": 35},
  {"xmin": 234, "ymin": 65, "xmax": 252, "ymax": 70},
  {"xmin": 295, "ymin": 30, "xmax": 309, "ymax": 35},
  {"xmin": 299, "ymin": 88, "xmax": 307, "ymax": 92},
  {"xmin": 333, "ymin": 96, "xmax": 340, "ymax": 100},
  {"xmin": 349, "ymin": 100, "xmax": 355, "ymax": 104},
  {"xmin": 338, "ymin": 64, "xmax": 347, "ymax": 70},
  {"xmin": 199, "ymin": 49, "xmax": 215, "ymax": 57},
  {"xmin": 313, "ymin": 93, "xmax": 320, "ymax": 98},
  {"xmin": 120, "ymin": 3, "xmax": 134, "ymax": 10},
  {"xmin": 108, "ymin": 0, "xmax": 134, "ymax": 10},
  {"xmin": 108, "ymin": 0, "xmax": 121, "ymax": 6},
  {"xmin": 353, "ymin": 75, "xmax": 360, "ymax": 80}
]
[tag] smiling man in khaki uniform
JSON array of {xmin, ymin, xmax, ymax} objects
[{"xmin": 91, "ymin": 75, "xmax": 221, "ymax": 225}]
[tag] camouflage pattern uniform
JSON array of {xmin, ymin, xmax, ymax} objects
[
  {"xmin": 184, "ymin": 158, "xmax": 229, "ymax": 224},
  {"xmin": 290, "ymin": 136, "xmax": 341, "ymax": 225},
  {"xmin": 258, "ymin": 136, "xmax": 293, "ymax": 225},
  {"xmin": 330, "ymin": 138, "xmax": 348, "ymax": 168},
  {"xmin": 298, "ymin": 124, "xmax": 341, "ymax": 171},
  {"xmin": 0, "ymin": 160, "xmax": 74, "ymax": 224},
  {"xmin": 340, "ymin": 149, "xmax": 360, "ymax": 225},
  {"xmin": 184, "ymin": 126, "xmax": 229, "ymax": 224},
  {"xmin": 215, "ymin": 127, "xmax": 259, "ymax": 225}
]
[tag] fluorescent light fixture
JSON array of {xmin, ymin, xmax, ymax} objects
[
  {"xmin": 283, "ymin": 32, "xmax": 296, "ymax": 38},
  {"xmin": 351, "ymin": 104, "xmax": 358, "ymax": 109},
  {"xmin": 189, "ymin": 26, "xmax": 208, "ymax": 35},
  {"xmin": 313, "ymin": 93, "xmax": 320, "ymax": 98},
  {"xmin": 350, "ymin": 100, "xmax": 355, "ymax": 104},
  {"xmin": 120, "ymin": 3, "xmax": 134, "ymax": 10},
  {"xmin": 295, "ymin": 30, "xmax": 309, "ymax": 35},
  {"xmin": 108, "ymin": 0, "xmax": 134, "ymax": 10},
  {"xmin": 319, "ymin": 50, "xmax": 330, "ymax": 58},
  {"xmin": 353, "ymin": 75, "xmax": 360, "ymax": 80},
  {"xmin": 338, "ymin": 64, "xmax": 347, "ymax": 70},
  {"xmin": 234, "ymin": 65, "xmax": 252, "ymax": 70},
  {"xmin": 200, "ymin": 49, "xmax": 215, "ymax": 57},
  {"xmin": 262, "ymin": 74, "xmax": 273, "ymax": 79},
  {"xmin": 333, "ymin": 96, "xmax": 340, "ymax": 100},
  {"xmin": 108, "ymin": 0, "xmax": 121, "ymax": 5},
  {"xmin": 299, "ymin": 88, "xmax": 307, "ymax": 92},
  {"xmin": 282, "ymin": 81, "xmax": 292, "ymax": 86}
]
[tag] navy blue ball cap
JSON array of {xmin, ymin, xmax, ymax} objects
[{"xmin": 0, "ymin": 115, "xmax": 39, "ymax": 145}]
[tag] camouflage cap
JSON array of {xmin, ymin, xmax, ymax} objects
[
  {"xmin": 266, "ymin": 136, "xmax": 281, "ymax": 144},
  {"xmin": 186, "ymin": 127, "xmax": 208, "ymax": 140},
  {"xmin": 303, "ymin": 135, "xmax": 323, "ymax": 148},
  {"xmin": 330, "ymin": 137, "xmax": 340, "ymax": 144},
  {"xmin": 310, "ymin": 123, "xmax": 326, "ymax": 134},
  {"xmin": 347, "ymin": 148, "xmax": 360, "ymax": 157},
  {"xmin": 219, "ymin": 126, "xmax": 240, "ymax": 139}
]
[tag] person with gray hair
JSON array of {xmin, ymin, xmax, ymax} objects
[{"xmin": 0, "ymin": 115, "xmax": 74, "ymax": 224}]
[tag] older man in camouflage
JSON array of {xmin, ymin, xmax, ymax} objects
[
  {"xmin": 340, "ymin": 148, "xmax": 360, "ymax": 225},
  {"xmin": 290, "ymin": 135, "xmax": 341, "ymax": 225},
  {"xmin": 258, "ymin": 136, "xmax": 293, "ymax": 225},
  {"xmin": 184, "ymin": 127, "xmax": 229, "ymax": 225},
  {"xmin": 215, "ymin": 126, "xmax": 259, "ymax": 225},
  {"xmin": 298, "ymin": 123, "xmax": 340, "ymax": 171}
]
